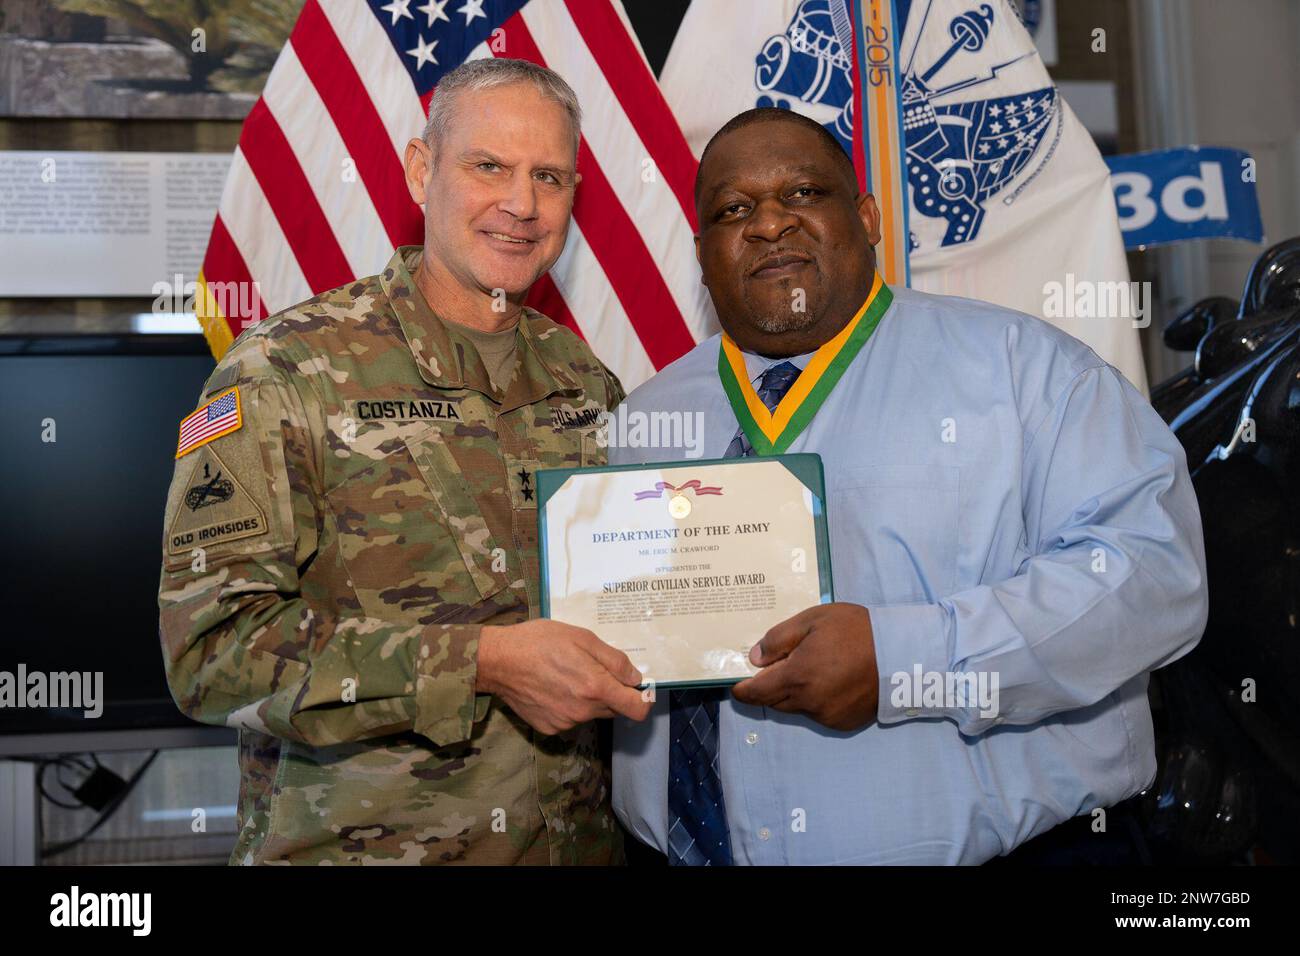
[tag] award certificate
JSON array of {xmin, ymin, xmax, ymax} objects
[{"xmin": 536, "ymin": 454, "xmax": 832, "ymax": 688}]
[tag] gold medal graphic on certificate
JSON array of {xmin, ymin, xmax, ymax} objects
[{"xmin": 536, "ymin": 455, "xmax": 832, "ymax": 687}]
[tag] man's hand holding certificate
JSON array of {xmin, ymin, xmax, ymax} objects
[
  {"xmin": 733, "ymin": 602, "xmax": 880, "ymax": 731},
  {"xmin": 536, "ymin": 455, "xmax": 833, "ymax": 689},
  {"xmin": 476, "ymin": 618, "xmax": 652, "ymax": 735}
]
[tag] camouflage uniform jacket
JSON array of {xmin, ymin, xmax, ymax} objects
[{"xmin": 158, "ymin": 246, "xmax": 625, "ymax": 865}]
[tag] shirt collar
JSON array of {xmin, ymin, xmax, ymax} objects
[
  {"xmin": 739, "ymin": 345, "xmax": 816, "ymax": 386},
  {"xmin": 732, "ymin": 283, "xmax": 892, "ymax": 386},
  {"xmin": 380, "ymin": 245, "xmax": 582, "ymax": 408}
]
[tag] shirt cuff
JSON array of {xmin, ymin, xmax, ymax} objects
[
  {"xmin": 869, "ymin": 602, "xmax": 953, "ymax": 725},
  {"xmin": 413, "ymin": 624, "xmax": 491, "ymax": 746}
]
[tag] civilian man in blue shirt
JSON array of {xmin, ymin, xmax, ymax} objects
[{"xmin": 610, "ymin": 108, "xmax": 1208, "ymax": 865}]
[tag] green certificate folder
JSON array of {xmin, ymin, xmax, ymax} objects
[{"xmin": 536, "ymin": 454, "xmax": 833, "ymax": 689}]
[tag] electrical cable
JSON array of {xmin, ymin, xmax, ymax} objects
[{"xmin": 40, "ymin": 750, "xmax": 160, "ymax": 860}]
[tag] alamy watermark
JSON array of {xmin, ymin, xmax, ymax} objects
[
  {"xmin": 151, "ymin": 273, "xmax": 264, "ymax": 329},
  {"xmin": 889, "ymin": 664, "xmax": 1000, "ymax": 719},
  {"xmin": 50, "ymin": 886, "xmax": 150, "ymax": 936},
  {"xmin": 595, "ymin": 405, "xmax": 706, "ymax": 459},
  {"xmin": 1042, "ymin": 273, "xmax": 1151, "ymax": 329},
  {"xmin": 0, "ymin": 664, "xmax": 103, "ymax": 718}
]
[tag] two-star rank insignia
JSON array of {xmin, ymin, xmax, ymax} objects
[{"xmin": 507, "ymin": 458, "xmax": 542, "ymax": 511}]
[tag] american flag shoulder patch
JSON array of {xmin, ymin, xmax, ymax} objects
[{"xmin": 176, "ymin": 387, "xmax": 243, "ymax": 459}]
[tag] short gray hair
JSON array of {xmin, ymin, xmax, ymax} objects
[{"xmin": 422, "ymin": 58, "xmax": 582, "ymax": 159}]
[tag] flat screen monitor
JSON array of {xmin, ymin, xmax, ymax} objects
[{"xmin": 0, "ymin": 335, "xmax": 235, "ymax": 753}]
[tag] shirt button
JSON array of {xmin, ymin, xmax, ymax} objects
[
  {"xmin": 758, "ymin": 827, "xmax": 771, "ymax": 841},
  {"xmin": 905, "ymin": 708, "xmax": 920, "ymax": 717},
  {"xmin": 745, "ymin": 732, "xmax": 759, "ymax": 746}
]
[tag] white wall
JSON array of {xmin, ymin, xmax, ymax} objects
[
  {"xmin": 1189, "ymin": 0, "xmax": 1300, "ymax": 298},
  {"xmin": 1132, "ymin": 0, "xmax": 1300, "ymax": 384}
]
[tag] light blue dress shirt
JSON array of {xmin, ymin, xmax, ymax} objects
[{"xmin": 609, "ymin": 286, "xmax": 1207, "ymax": 865}]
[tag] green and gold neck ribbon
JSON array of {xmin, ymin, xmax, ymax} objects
[{"xmin": 717, "ymin": 273, "xmax": 892, "ymax": 456}]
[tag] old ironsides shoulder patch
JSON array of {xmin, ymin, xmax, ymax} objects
[
  {"xmin": 176, "ymin": 387, "xmax": 243, "ymax": 458},
  {"xmin": 166, "ymin": 445, "xmax": 267, "ymax": 557}
]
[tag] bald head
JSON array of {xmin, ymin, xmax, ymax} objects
[
  {"xmin": 694, "ymin": 108, "xmax": 858, "ymax": 214},
  {"xmin": 691, "ymin": 107, "xmax": 882, "ymax": 358}
]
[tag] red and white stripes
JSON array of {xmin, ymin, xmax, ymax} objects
[{"xmin": 199, "ymin": 0, "xmax": 710, "ymax": 390}]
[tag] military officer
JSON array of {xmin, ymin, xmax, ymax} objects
[{"xmin": 158, "ymin": 58, "xmax": 651, "ymax": 865}]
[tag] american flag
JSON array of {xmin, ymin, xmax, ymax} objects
[
  {"xmin": 196, "ymin": 0, "xmax": 712, "ymax": 392},
  {"xmin": 176, "ymin": 389, "xmax": 242, "ymax": 458}
]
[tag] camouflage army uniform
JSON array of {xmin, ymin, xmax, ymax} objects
[{"xmin": 158, "ymin": 246, "xmax": 624, "ymax": 865}]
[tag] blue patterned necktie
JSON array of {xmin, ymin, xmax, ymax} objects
[{"xmin": 666, "ymin": 360, "xmax": 802, "ymax": 865}]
